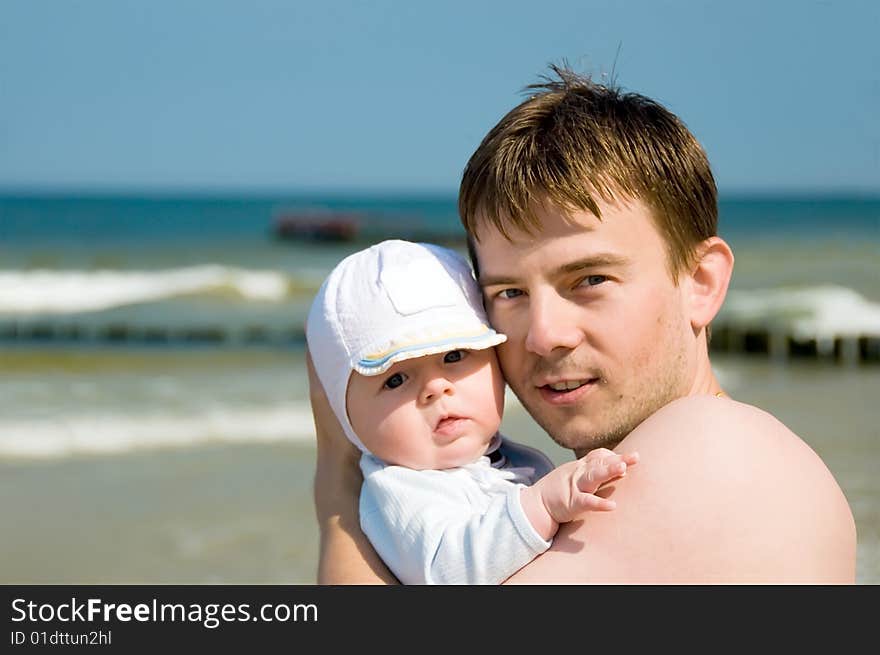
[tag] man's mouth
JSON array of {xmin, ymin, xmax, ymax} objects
[
  {"xmin": 538, "ymin": 377, "xmax": 600, "ymax": 403},
  {"xmin": 547, "ymin": 379, "xmax": 592, "ymax": 391}
]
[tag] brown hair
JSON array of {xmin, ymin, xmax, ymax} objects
[{"xmin": 459, "ymin": 65, "xmax": 718, "ymax": 277}]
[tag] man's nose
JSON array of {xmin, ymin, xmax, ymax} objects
[
  {"xmin": 419, "ymin": 373, "xmax": 455, "ymax": 404},
  {"xmin": 524, "ymin": 292, "xmax": 584, "ymax": 357}
]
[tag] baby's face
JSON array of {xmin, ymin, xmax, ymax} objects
[{"xmin": 346, "ymin": 348, "xmax": 505, "ymax": 470}]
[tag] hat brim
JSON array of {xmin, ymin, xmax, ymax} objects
[{"xmin": 354, "ymin": 329, "xmax": 507, "ymax": 376}]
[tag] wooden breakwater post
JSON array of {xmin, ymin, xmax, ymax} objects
[
  {"xmin": 0, "ymin": 321, "xmax": 307, "ymax": 348},
  {"xmin": 710, "ymin": 324, "xmax": 877, "ymax": 365},
  {"xmin": 1, "ymin": 316, "xmax": 876, "ymax": 364},
  {"xmin": 711, "ymin": 285, "xmax": 880, "ymax": 365},
  {"xmin": 1, "ymin": 285, "xmax": 877, "ymax": 364}
]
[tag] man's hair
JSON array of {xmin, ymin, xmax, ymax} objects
[{"xmin": 459, "ymin": 64, "xmax": 718, "ymax": 277}]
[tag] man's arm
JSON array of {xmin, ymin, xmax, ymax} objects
[
  {"xmin": 308, "ymin": 351, "xmax": 398, "ymax": 584},
  {"xmin": 505, "ymin": 395, "xmax": 856, "ymax": 584}
]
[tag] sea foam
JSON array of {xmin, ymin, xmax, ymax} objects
[
  {"xmin": 0, "ymin": 265, "xmax": 294, "ymax": 314},
  {"xmin": 0, "ymin": 403, "xmax": 316, "ymax": 459},
  {"xmin": 719, "ymin": 285, "xmax": 880, "ymax": 340}
]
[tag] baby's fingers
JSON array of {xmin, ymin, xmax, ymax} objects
[
  {"xmin": 573, "ymin": 492, "xmax": 617, "ymax": 512},
  {"xmin": 575, "ymin": 457, "xmax": 628, "ymax": 493}
]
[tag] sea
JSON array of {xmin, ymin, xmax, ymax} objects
[{"xmin": 1, "ymin": 192, "xmax": 878, "ymax": 584}]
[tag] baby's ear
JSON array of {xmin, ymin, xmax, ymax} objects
[{"xmin": 685, "ymin": 237, "xmax": 734, "ymax": 331}]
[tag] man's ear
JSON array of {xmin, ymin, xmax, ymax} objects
[{"xmin": 685, "ymin": 236, "xmax": 734, "ymax": 331}]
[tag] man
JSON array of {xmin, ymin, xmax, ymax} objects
[{"xmin": 309, "ymin": 66, "xmax": 856, "ymax": 583}]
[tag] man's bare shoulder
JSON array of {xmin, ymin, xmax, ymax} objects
[
  {"xmin": 619, "ymin": 394, "xmax": 808, "ymax": 460},
  {"xmin": 505, "ymin": 395, "xmax": 856, "ymax": 584}
]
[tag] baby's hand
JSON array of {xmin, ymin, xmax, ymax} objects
[
  {"xmin": 540, "ymin": 448, "xmax": 640, "ymax": 524},
  {"xmin": 570, "ymin": 448, "xmax": 640, "ymax": 512},
  {"xmin": 520, "ymin": 448, "xmax": 640, "ymax": 539}
]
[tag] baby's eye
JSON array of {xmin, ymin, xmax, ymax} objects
[
  {"xmin": 498, "ymin": 288, "xmax": 523, "ymax": 299},
  {"xmin": 443, "ymin": 350, "xmax": 466, "ymax": 364},
  {"xmin": 383, "ymin": 372, "xmax": 406, "ymax": 389}
]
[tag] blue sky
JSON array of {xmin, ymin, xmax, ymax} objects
[{"xmin": 1, "ymin": 0, "xmax": 878, "ymax": 194}]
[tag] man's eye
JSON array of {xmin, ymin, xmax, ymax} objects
[
  {"xmin": 443, "ymin": 350, "xmax": 466, "ymax": 364},
  {"xmin": 582, "ymin": 275, "xmax": 607, "ymax": 287},
  {"xmin": 383, "ymin": 373, "xmax": 406, "ymax": 389},
  {"xmin": 497, "ymin": 288, "xmax": 523, "ymax": 299}
]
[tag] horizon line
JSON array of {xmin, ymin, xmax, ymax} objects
[{"xmin": 1, "ymin": 184, "xmax": 879, "ymax": 202}]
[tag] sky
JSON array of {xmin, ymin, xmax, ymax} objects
[{"xmin": 1, "ymin": 0, "xmax": 878, "ymax": 195}]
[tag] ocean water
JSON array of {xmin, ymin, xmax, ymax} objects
[{"xmin": 0, "ymin": 193, "xmax": 877, "ymax": 583}]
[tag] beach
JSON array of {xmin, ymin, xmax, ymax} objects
[
  {"xmin": 0, "ymin": 348, "xmax": 876, "ymax": 584},
  {"xmin": 1, "ymin": 193, "xmax": 877, "ymax": 583}
]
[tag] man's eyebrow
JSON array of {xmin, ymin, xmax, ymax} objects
[
  {"xmin": 479, "ymin": 253, "xmax": 630, "ymax": 287},
  {"xmin": 478, "ymin": 273, "xmax": 519, "ymax": 288},
  {"xmin": 558, "ymin": 254, "xmax": 630, "ymax": 273}
]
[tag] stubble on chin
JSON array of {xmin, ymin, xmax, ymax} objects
[
  {"xmin": 517, "ymin": 349, "xmax": 689, "ymax": 456},
  {"xmin": 519, "ymin": 383, "xmax": 636, "ymax": 455}
]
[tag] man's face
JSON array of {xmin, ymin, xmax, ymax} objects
[{"xmin": 474, "ymin": 198, "xmax": 696, "ymax": 456}]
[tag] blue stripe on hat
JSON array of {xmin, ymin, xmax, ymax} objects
[{"xmin": 357, "ymin": 330, "xmax": 502, "ymax": 370}]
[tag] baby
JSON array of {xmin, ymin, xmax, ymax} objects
[{"xmin": 307, "ymin": 239, "xmax": 637, "ymax": 584}]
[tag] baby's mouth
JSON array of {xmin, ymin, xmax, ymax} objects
[{"xmin": 434, "ymin": 415, "xmax": 468, "ymax": 434}]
